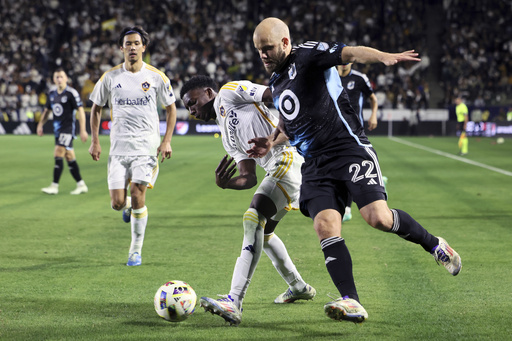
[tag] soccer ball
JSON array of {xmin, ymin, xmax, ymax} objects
[{"xmin": 154, "ymin": 280, "xmax": 197, "ymax": 322}]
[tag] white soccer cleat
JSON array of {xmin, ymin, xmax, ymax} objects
[
  {"xmin": 324, "ymin": 297, "xmax": 368, "ymax": 323},
  {"xmin": 41, "ymin": 184, "xmax": 59, "ymax": 195},
  {"xmin": 274, "ymin": 284, "xmax": 317, "ymax": 303},
  {"xmin": 432, "ymin": 237, "xmax": 462, "ymax": 276},
  {"xmin": 70, "ymin": 183, "xmax": 88, "ymax": 195},
  {"xmin": 200, "ymin": 295, "xmax": 242, "ymax": 326}
]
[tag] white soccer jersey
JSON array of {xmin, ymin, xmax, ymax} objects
[
  {"xmin": 90, "ymin": 62, "xmax": 176, "ymax": 156},
  {"xmin": 214, "ymin": 80, "xmax": 293, "ymax": 172}
]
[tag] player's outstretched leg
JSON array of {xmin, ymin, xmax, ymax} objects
[{"xmin": 200, "ymin": 295, "xmax": 242, "ymax": 326}]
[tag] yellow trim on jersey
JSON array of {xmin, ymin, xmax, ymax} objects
[
  {"xmin": 253, "ymin": 103, "xmax": 276, "ymax": 128},
  {"xmin": 272, "ymin": 151, "xmax": 293, "ymax": 179},
  {"xmin": 100, "ymin": 64, "xmax": 123, "ymax": 81},
  {"xmin": 145, "ymin": 64, "xmax": 171, "ymax": 83},
  {"xmin": 220, "ymin": 82, "xmax": 239, "ymax": 91}
]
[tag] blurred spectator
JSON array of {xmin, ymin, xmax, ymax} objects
[{"xmin": 1, "ymin": 0, "xmax": 510, "ymax": 122}]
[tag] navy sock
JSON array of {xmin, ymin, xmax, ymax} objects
[
  {"xmin": 389, "ymin": 209, "xmax": 439, "ymax": 252},
  {"xmin": 67, "ymin": 159, "xmax": 82, "ymax": 182},
  {"xmin": 321, "ymin": 236, "xmax": 359, "ymax": 302},
  {"xmin": 53, "ymin": 157, "xmax": 64, "ymax": 183}
]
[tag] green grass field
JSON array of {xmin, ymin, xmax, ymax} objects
[{"xmin": 1, "ymin": 134, "xmax": 511, "ymax": 340}]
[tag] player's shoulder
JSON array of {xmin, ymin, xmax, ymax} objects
[
  {"xmin": 65, "ymin": 86, "xmax": 80, "ymax": 97},
  {"xmin": 144, "ymin": 63, "xmax": 170, "ymax": 83},
  {"xmin": 100, "ymin": 64, "xmax": 123, "ymax": 81},
  {"xmin": 219, "ymin": 81, "xmax": 248, "ymax": 99}
]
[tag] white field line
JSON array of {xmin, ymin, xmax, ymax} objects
[{"xmin": 389, "ymin": 137, "xmax": 512, "ymax": 177}]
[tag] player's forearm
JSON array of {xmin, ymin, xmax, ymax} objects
[
  {"xmin": 226, "ymin": 174, "xmax": 258, "ymax": 190},
  {"xmin": 89, "ymin": 105, "xmax": 102, "ymax": 142},
  {"xmin": 342, "ymin": 46, "xmax": 385, "ymax": 64},
  {"xmin": 162, "ymin": 104, "xmax": 177, "ymax": 143},
  {"xmin": 77, "ymin": 107, "xmax": 87, "ymax": 132}
]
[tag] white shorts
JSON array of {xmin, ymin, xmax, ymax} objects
[
  {"xmin": 254, "ymin": 150, "xmax": 303, "ymax": 221},
  {"xmin": 107, "ymin": 155, "xmax": 159, "ymax": 190}
]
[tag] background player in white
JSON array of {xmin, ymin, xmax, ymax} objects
[
  {"xmin": 88, "ymin": 26, "xmax": 177, "ymax": 266},
  {"xmin": 181, "ymin": 75, "xmax": 316, "ymax": 326},
  {"xmin": 37, "ymin": 68, "xmax": 88, "ymax": 195}
]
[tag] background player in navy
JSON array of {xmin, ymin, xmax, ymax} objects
[
  {"xmin": 252, "ymin": 17, "xmax": 462, "ymax": 323},
  {"xmin": 338, "ymin": 63, "xmax": 385, "ymax": 222},
  {"xmin": 37, "ymin": 68, "xmax": 88, "ymax": 195}
]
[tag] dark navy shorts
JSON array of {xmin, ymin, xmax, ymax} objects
[{"xmin": 299, "ymin": 145, "xmax": 387, "ymax": 219}]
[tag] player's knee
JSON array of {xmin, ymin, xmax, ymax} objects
[
  {"xmin": 243, "ymin": 208, "xmax": 267, "ymax": 233},
  {"xmin": 111, "ymin": 199, "xmax": 126, "ymax": 211},
  {"xmin": 365, "ymin": 211, "xmax": 393, "ymax": 231}
]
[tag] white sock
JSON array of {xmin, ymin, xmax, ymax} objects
[
  {"xmin": 77, "ymin": 180, "xmax": 85, "ymax": 186},
  {"xmin": 345, "ymin": 206, "xmax": 352, "ymax": 215},
  {"xmin": 229, "ymin": 208, "xmax": 266, "ymax": 309},
  {"xmin": 264, "ymin": 233, "xmax": 306, "ymax": 293},
  {"xmin": 129, "ymin": 206, "xmax": 147, "ymax": 254}
]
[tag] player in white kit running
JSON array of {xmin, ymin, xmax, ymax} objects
[{"xmin": 89, "ymin": 26, "xmax": 177, "ymax": 266}]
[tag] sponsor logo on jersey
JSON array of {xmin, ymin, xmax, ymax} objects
[
  {"xmin": 288, "ymin": 63, "xmax": 297, "ymax": 80},
  {"xmin": 114, "ymin": 83, "xmax": 122, "ymax": 90},
  {"xmin": 141, "ymin": 81, "xmax": 150, "ymax": 92},
  {"xmin": 53, "ymin": 103, "xmax": 64, "ymax": 117},
  {"xmin": 227, "ymin": 111, "xmax": 239, "ymax": 146},
  {"xmin": 114, "ymin": 96, "xmax": 151, "ymax": 106}
]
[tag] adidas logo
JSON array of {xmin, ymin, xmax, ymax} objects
[
  {"xmin": 13, "ymin": 123, "xmax": 31, "ymax": 135},
  {"xmin": 325, "ymin": 256, "xmax": 337, "ymax": 265},
  {"xmin": 243, "ymin": 244, "xmax": 255, "ymax": 253},
  {"xmin": 114, "ymin": 83, "xmax": 122, "ymax": 89},
  {"xmin": 367, "ymin": 178, "xmax": 378, "ymax": 185}
]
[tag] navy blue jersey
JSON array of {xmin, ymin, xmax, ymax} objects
[
  {"xmin": 269, "ymin": 41, "xmax": 371, "ymax": 158},
  {"xmin": 46, "ymin": 86, "xmax": 83, "ymax": 137},
  {"xmin": 340, "ymin": 70, "xmax": 374, "ymax": 125}
]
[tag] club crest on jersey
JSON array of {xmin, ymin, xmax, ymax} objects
[
  {"xmin": 219, "ymin": 105, "xmax": 226, "ymax": 117},
  {"xmin": 61, "ymin": 95, "xmax": 68, "ymax": 103},
  {"xmin": 347, "ymin": 81, "xmax": 355, "ymax": 90},
  {"xmin": 141, "ymin": 81, "xmax": 151, "ymax": 92},
  {"xmin": 288, "ymin": 63, "xmax": 297, "ymax": 80}
]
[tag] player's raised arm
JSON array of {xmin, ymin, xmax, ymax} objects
[{"xmin": 341, "ymin": 46, "xmax": 420, "ymax": 66}]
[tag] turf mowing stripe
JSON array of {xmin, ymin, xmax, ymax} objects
[{"xmin": 389, "ymin": 137, "xmax": 512, "ymax": 177}]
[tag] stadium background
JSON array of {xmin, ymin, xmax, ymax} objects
[{"xmin": 1, "ymin": 0, "xmax": 511, "ymax": 135}]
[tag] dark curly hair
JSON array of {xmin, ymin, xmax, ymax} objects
[
  {"xmin": 180, "ymin": 75, "xmax": 218, "ymax": 99},
  {"xmin": 118, "ymin": 26, "xmax": 150, "ymax": 47}
]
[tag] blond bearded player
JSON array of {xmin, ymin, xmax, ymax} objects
[{"xmin": 89, "ymin": 26, "xmax": 177, "ymax": 266}]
